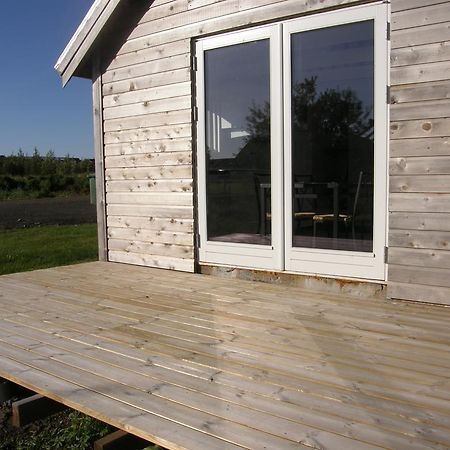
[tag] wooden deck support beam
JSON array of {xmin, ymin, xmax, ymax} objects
[
  {"xmin": 12, "ymin": 394, "xmax": 67, "ymax": 427},
  {"xmin": 94, "ymin": 430, "xmax": 151, "ymax": 450},
  {"xmin": 0, "ymin": 379, "xmax": 32, "ymax": 403}
]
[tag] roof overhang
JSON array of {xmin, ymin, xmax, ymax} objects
[{"xmin": 55, "ymin": 0, "xmax": 123, "ymax": 86}]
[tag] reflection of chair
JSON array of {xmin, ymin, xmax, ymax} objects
[
  {"xmin": 312, "ymin": 171, "xmax": 363, "ymax": 243},
  {"xmin": 254, "ymin": 173, "xmax": 271, "ymax": 235},
  {"xmin": 293, "ymin": 181, "xmax": 317, "ymax": 232},
  {"xmin": 255, "ymin": 176, "xmax": 319, "ymax": 235}
]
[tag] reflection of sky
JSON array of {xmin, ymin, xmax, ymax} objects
[
  {"xmin": 292, "ymin": 20, "xmax": 374, "ymax": 114},
  {"xmin": 205, "ymin": 40, "xmax": 270, "ymax": 159}
]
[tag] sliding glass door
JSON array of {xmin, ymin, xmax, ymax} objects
[
  {"xmin": 196, "ymin": 26, "xmax": 283, "ymax": 270},
  {"xmin": 196, "ymin": 4, "xmax": 387, "ymax": 280}
]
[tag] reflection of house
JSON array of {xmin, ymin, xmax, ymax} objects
[
  {"xmin": 206, "ymin": 111, "xmax": 250, "ymax": 158},
  {"xmin": 208, "ymin": 139, "xmax": 270, "ymax": 174},
  {"xmin": 54, "ymin": 0, "xmax": 450, "ymax": 306}
]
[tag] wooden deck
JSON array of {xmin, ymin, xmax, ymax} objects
[{"xmin": 0, "ymin": 262, "xmax": 449, "ymax": 449}]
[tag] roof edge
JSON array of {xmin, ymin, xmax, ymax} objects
[{"xmin": 55, "ymin": 0, "xmax": 122, "ymax": 84}]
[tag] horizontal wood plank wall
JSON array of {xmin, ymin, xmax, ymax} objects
[
  {"xmin": 102, "ymin": 0, "xmax": 367, "ymax": 272},
  {"xmin": 389, "ymin": 0, "xmax": 450, "ymax": 304}
]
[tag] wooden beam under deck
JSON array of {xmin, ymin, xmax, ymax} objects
[{"xmin": 0, "ymin": 261, "xmax": 449, "ymax": 449}]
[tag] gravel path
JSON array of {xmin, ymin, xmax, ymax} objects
[{"xmin": 0, "ymin": 196, "xmax": 97, "ymax": 229}]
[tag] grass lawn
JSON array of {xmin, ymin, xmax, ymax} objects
[{"xmin": 0, "ymin": 224, "xmax": 98, "ymax": 275}]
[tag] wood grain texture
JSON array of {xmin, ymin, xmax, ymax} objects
[
  {"xmin": 92, "ymin": 64, "xmax": 108, "ymax": 262},
  {"xmin": 108, "ymin": 239, "xmax": 194, "ymax": 260},
  {"xmin": 103, "ymin": 82, "xmax": 191, "ymax": 108},
  {"xmin": 116, "ymin": 0, "xmax": 364, "ymax": 57},
  {"xmin": 388, "ymin": 280, "xmax": 450, "ymax": 305},
  {"xmin": 103, "ymin": 95, "xmax": 191, "ymax": 120},
  {"xmin": 389, "ymin": 228, "xmax": 450, "ymax": 250},
  {"xmin": 390, "ymin": 118, "xmax": 450, "ymax": 139},
  {"xmin": 106, "ymin": 39, "xmax": 190, "ymax": 71},
  {"xmin": 105, "ymin": 152, "xmax": 192, "ymax": 168},
  {"xmin": 127, "ymin": 0, "xmax": 361, "ymax": 41},
  {"xmin": 108, "ymin": 251, "xmax": 195, "ymax": 271},
  {"xmin": 390, "ymin": 98, "xmax": 450, "ymax": 121},
  {"xmin": 389, "ymin": 211, "xmax": 450, "ymax": 231},
  {"xmin": 106, "ymin": 204, "xmax": 194, "ymax": 220},
  {"xmin": 97, "ymin": 0, "xmax": 381, "ymax": 273},
  {"xmin": 390, "ymin": 156, "xmax": 450, "ymax": 175},
  {"xmin": 106, "ymin": 216, "xmax": 193, "ymax": 233},
  {"xmin": 390, "ymin": 193, "xmax": 450, "ymax": 213},
  {"xmin": 104, "ymin": 124, "xmax": 192, "ymax": 145},
  {"xmin": 389, "ymin": 1, "xmax": 450, "ymax": 303},
  {"xmin": 105, "ymin": 165, "xmax": 193, "ymax": 181},
  {"xmin": 106, "ymin": 192, "xmax": 193, "ymax": 207},
  {"xmin": 389, "ymin": 137, "xmax": 450, "ymax": 157},
  {"xmin": 388, "ymin": 247, "xmax": 450, "ymax": 269},
  {"xmin": 103, "ymin": 68, "xmax": 191, "ymax": 96},
  {"xmin": 107, "ymin": 227, "xmax": 193, "ymax": 246},
  {"xmin": 104, "ymin": 138, "xmax": 192, "ymax": 156},
  {"xmin": 1, "ymin": 261, "xmax": 450, "ymax": 448},
  {"xmin": 98, "ymin": 2, "xmax": 197, "ymax": 271},
  {"xmin": 392, "ymin": 21, "xmax": 450, "ymax": 49},
  {"xmin": 103, "ymin": 54, "xmax": 190, "ymax": 84},
  {"xmin": 103, "ymin": 109, "xmax": 191, "ymax": 133},
  {"xmin": 391, "ymin": 0, "xmax": 450, "ymax": 13},
  {"xmin": 389, "ymin": 263, "xmax": 450, "ymax": 288},
  {"xmin": 390, "ymin": 175, "xmax": 450, "ymax": 193},
  {"xmin": 391, "ymin": 81, "xmax": 450, "ymax": 104},
  {"xmin": 392, "ymin": 3, "xmax": 450, "ymax": 31},
  {"xmin": 391, "ymin": 42, "xmax": 450, "ymax": 67},
  {"xmin": 391, "ymin": 60, "xmax": 450, "ymax": 85},
  {"xmin": 106, "ymin": 179, "xmax": 193, "ymax": 193}
]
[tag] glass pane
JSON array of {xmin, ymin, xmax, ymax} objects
[
  {"xmin": 291, "ymin": 21, "xmax": 374, "ymax": 252},
  {"xmin": 204, "ymin": 40, "xmax": 271, "ymax": 245}
]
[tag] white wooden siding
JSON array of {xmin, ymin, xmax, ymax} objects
[
  {"xmin": 389, "ymin": 1, "xmax": 450, "ymax": 304},
  {"xmin": 102, "ymin": 0, "xmax": 366, "ymax": 272}
]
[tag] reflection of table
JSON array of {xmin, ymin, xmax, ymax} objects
[{"xmin": 258, "ymin": 181, "xmax": 339, "ymax": 237}]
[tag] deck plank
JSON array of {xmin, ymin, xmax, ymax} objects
[
  {"xmin": 1, "ymin": 262, "xmax": 450, "ymax": 449},
  {"xmin": 1, "ymin": 321, "xmax": 449, "ymax": 449}
]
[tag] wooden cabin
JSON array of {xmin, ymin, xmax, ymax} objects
[{"xmin": 56, "ymin": 0, "xmax": 450, "ymax": 305}]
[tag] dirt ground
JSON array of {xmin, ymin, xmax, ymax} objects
[{"xmin": 0, "ymin": 196, "xmax": 97, "ymax": 229}]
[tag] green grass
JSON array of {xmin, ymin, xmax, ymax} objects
[{"xmin": 0, "ymin": 224, "xmax": 98, "ymax": 275}]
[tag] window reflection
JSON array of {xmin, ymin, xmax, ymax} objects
[
  {"xmin": 291, "ymin": 21, "xmax": 374, "ymax": 252},
  {"xmin": 205, "ymin": 40, "xmax": 271, "ymax": 244},
  {"xmin": 203, "ymin": 21, "xmax": 375, "ymax": 254}
]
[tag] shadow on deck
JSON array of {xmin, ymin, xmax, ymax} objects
[{"xmin": 0, "ymin": 261, "xmax": 449, "ymax": 449}]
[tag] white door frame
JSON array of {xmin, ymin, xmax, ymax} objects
[
  {"xmin": 196, "ymin": 3, "xmax": 388, "ymax": 280},
  {"xmin": 196, "ymin": 25, "xmax": 284, "ymax": 270},
  {"xmin": 283, "ymin": 4, "xmax": 388, "ymax": 280}
]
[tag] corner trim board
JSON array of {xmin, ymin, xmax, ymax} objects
[{"xmin": 92, "ymin": 58, "xmax": 108, "ymax": 261}]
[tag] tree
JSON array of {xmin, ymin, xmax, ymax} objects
[
  {"xmin": 42, "ymin": 150, "xmax": 57, "ymax": 175},
  {"xmin": 31, "ymin": 147, "xmax": 42, "ymax": 175},
  {"xmin": 245, "ymin": 76, "xmax": 373, "ymax": 146},
  {"xmin": 245, "ymin": 101, "xmax": 270, "ymax": 142}
]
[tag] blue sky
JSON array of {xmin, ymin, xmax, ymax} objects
[{"xmin": 0, "ymin": 1, "xmax": 95, "ymax": 159}]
